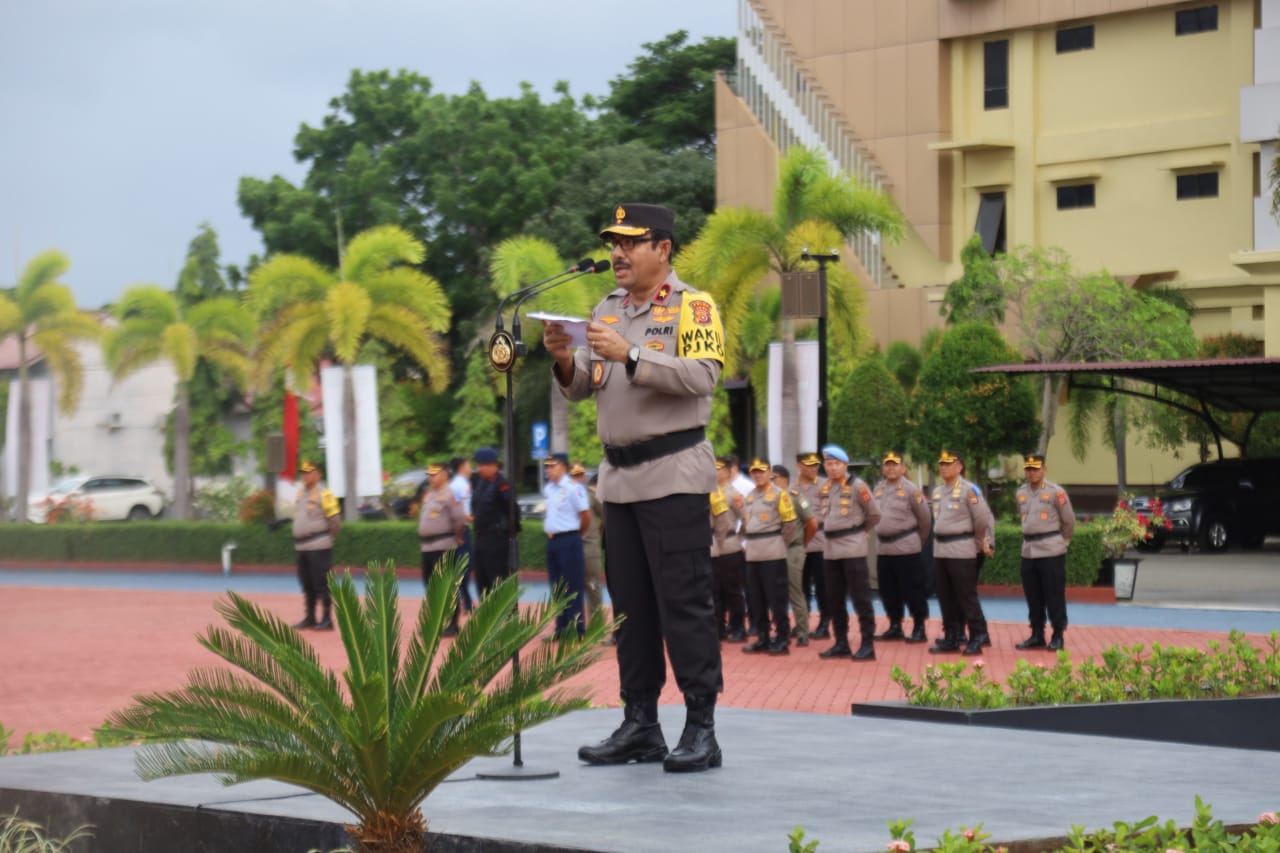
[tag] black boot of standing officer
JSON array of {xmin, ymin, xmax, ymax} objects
[
  {"xmin": 578, "ymin": 690, "xmax": 669, "ymax": 765},
  {"xmin": 662, "ymin": 694, "xmax": 722, "ymax": 773}
]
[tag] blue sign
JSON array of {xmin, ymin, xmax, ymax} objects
[{"xmin": 531, "ymin": 421, "xmax": 549, "ymax": 459}]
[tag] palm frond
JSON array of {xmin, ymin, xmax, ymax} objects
[
  {"xmin": 16, "ymin": 249, "xmax": 71, "ymax": 303},
  {"xmin": 0, "ymin": 295, "xmax": 21, "ymax": 338},
  {"xmin": 325, "ymin": 281, "xmax": 373, "ymax": 363},
  {"xmin": 161, "ymin": 323, "xmax": 199, "ymax": 382},
  {"xmin": 362, "ymin": 268, "xmax": 452, "ymax": 333},
  {"xmin": 31, "ymin": 333, "xmax": 88, "ymax": 413},
  {"xmin": 342, "ymin": 225, "xmax": 425, "ymax": 285},
  {"xmin": 245, "ymin": 254, "xmax": 334, "ymax": 321},
  {"xmin": 365, "ymin": 311, "xmax": 451, "ymax": 392},
  {"xmin": 490, "ymin": 236, "xmax": 566, "ymax": 298}
]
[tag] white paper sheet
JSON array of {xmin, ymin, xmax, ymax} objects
[{"xmin": 529, "ymin": 311, "xmax": 590, "ymax": 348}]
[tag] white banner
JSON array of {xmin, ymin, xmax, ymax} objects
[
  {"xmin": 320, "ymin": 365, "xmax": 382, "ymax": 497},
  {"xmin": 3, "ymin": 378, "xmax": 51, "ymax": 503},
  {"xmin": 766, "ymin": 340, "xmax": 818, "ymax": 464}
]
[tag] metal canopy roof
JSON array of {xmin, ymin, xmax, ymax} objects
[
  {"xmin": 972, "ymin": 357, "xmax": 1280, "ymax": 456},
  {"xmin": 973, "ymin": 357, "xmax": 1280, "ymax": 413}
]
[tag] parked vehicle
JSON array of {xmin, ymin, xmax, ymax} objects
[
  {"xmin": 1133, "ymin": 457, "xmax": 1280, "ymax": 552},
  {"xmin": 28, "ymin": 475, "xmax": 166, "ymax": 523}
]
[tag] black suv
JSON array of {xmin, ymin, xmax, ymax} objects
[{"xmin": 1136, "ymin": 457, "xmax": 1280, "ymax": 552}]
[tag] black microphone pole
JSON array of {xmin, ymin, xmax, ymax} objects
[{"xmin": 477, "ymin": 257, "xmax": 608, "ymax": 782}]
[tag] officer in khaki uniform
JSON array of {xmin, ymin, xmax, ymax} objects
[
  {"xmin": 1015, "ymin": 454, "xmax": 1076, "ymax": 652},
  {"xmin": 817, "ymin": 445, "xmax": 882, "ymax": 661},
  {"xmin": 929, "ymin": 449, "xmax": 995, "ymax": 656},
  {"xmin": 771, "ymin": 464, "xmax": 817, "ymax": 646},
  {"xmin": 544, "ymin": 202, "xmax": 724, "ymax": 773},
  {"xmin": 872, "ymin": 450, "xmax": 933, "ymax": 644},
  {"xmin": 710, "ymin": 457, "xmax": 747, "ymax": 641},
  {"xmin": 291, "ymin": 459, "xmax": 341, "ymax": 630},
  {"xmin": 417, "ymin": 461, "xmax": 468, "ymax": 636},
  {"xmin": 740, "ymin": 460, "xmax": 798, "ymax": 654},
  {"xmin": 795, "ymin": 452, "xmax": 830, "ymax": 639}
]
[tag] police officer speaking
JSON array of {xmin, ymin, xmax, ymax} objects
[{"xmin": 543, "ymin": 202, "xmax": 725, "ymax": 774}]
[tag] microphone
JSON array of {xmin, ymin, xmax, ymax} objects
[
  {"xmin": 494, "ymin": 258, "xmax": 595, "ymax": 331},
  {"xmin": 511, "ymin": 259, "xmax": 611, "ymax": 349}
]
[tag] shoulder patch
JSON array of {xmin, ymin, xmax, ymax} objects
[
  {"xmin": 321, "ymin": 490, "xmax": 340, "ymax": 516},
  {"xmin": 676, "ymin": 291, "xmax": 725, "ymax": 363}
]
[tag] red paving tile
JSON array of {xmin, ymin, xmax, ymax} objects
[{"xmin": 0, "ymin": 585, "xmax": 1269, "ymax": 743}]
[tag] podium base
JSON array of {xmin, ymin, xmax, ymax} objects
[{"xmin": 475, "ymin": 763, "xmax": 561, "ymax": 781}]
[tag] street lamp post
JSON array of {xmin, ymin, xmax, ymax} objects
[{"xmin": 802, "ymin": 250, "xmax": 838, "ymax": 448}]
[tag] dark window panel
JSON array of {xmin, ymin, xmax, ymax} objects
[
  {"xmin": 1056, "ymin": 25, "xmax": 1095, "ymax": 53},
  {"xmin": 975, "ymin": 192, "xmax": 1007, "ymax": 254},
  {"xmin": 1176, "ymin": 171, "xmax": 1219, "ymax": 199},
  {"xmin": 984, "ymin": 39, "xmax": 1009, "ymax": 110},
  {"xmin": 1056, "ymin": 183, "xmax": 1096, "ymax": 209},
  {"xmin": 1176, "ymin": 5, "xmax": 1218, "ymax": 35}
]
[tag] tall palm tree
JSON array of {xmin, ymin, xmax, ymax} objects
[
  {"xmin": 108, "ymin": 556, "xmax": 612, "ymax": 853},
  {"xmin": 489, "ymin": 236, "xmax": 610, "ymax": 456},
  {"xmin": 102, "ymin": 287, "xmax": 253, "ymax": 520},
  {"xmin": 0, "ymin": 250, "xmax": 102, "ymax": 522},
  {"xmin": 247, "ymin": 225, "xmax": 451, "ymax": 520},
  {"xmin": 678, "ymin": 146, "xmax": 903, "ymax": 461}
]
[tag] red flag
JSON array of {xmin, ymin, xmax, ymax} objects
[{"xmin": 281, "ymin": 389, "xmax": 300, "ymax": 482}]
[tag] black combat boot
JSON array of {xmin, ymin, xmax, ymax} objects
[
  {"xmin": 819, "ymin": 636, "xmax": 852, "ymax": 659},
  {"xmin": 1047, "ymin": 631, "xmax": 1065, "ymax": 651},
  {"xmin": 1015, "ymin": 631, "xmax": 1046, "ymax": 650},
  {"xmin": 812, "ymin": 619, "xmax": 831, "ymax": 640},
  {"xmin": 929, "ymin": 629, "xmax": 960, "ymax": 654},
  {"xmin": 905, "ymin": 621, "xmax": 928, "ymax": 643},
  {"xmin": 766, "ymin": 636, "xmax": 790, "ymax": 655},
  {"xmin": 874, "ymin": 622, "xmax": 904, "ymax": 641},
  {"xmin": 852, "ymin": 634, "xmax": 876, "ymax": 661},
  {"xmin": 962, "ymin": 632, "xmax": 990, "ymax": 655},
  {"xmin": 578, "ymin": 690, "xmax": 668, "ymax": 765},
  {"xmin": 662, "ymin": 694, "xmax": 722, "ymax": 773}
]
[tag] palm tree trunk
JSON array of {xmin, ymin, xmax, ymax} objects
[
  {"xmin": 550, "ymin": 385, "xmax": 569, "ymax": 455},
  {"xmin": 1037, "ymin": 375, "xmax": 1061, "ymax": 455},
  {"xmin": 173, "ymin": 382, "xmax": 192, "ymax": 520},
  {"xmin": 15, "ymin": 340, "xmax": 30, "ymax": 524},
  {"xmin": 1113, "ymin": 397, "xmax": 1128, "ymax": 497},
  {"xmin": 343, "ymin": 363, "xmax": 359, "ymax": 522},
  {"xmin": 780, "ymin": 319, "xmax": 799, "ymax": 466}
]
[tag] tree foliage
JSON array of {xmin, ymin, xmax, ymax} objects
[
  {"xmin": 449, "ymin": 348, "xmax": 503, "ymax": 459},
  {"xmin": 908, "ymin": 322, "xmax": 1039, "ymax": 489},
  {"xmin": 829, "ymin": 352, "xmax": 909, "ymax": 459},
  {"xmin": 108, "ymin": 557, "xmax": 612, "ymax": 853},
  {"xmin": 598, "ymin": 30, "xmax": 736, "ymax": 156},
  {"xmin": 940, "ymin": 234, "xmax": 1004, "ymax": 326}
]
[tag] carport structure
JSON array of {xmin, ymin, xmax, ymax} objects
[{"xmin": 972, "ymin": 356, "xmax": 1280, "ymax": 458}]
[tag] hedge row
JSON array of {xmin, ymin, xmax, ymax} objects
[
  {"xmin": 0, "ymin": 519, "xmax": 1107, "ymax": 586},
  {"xmin": 0, "ymin": 519, "xmax": 550, "ymax": 574}
]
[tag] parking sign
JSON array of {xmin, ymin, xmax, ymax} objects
[{"xmin": 531, "ymin": 421, "xmax": 549, "ymax": 460}]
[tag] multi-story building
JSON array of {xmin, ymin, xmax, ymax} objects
[{"xmin": 716, "ymin": 0, "xmax": 1280, "ymax": 487}]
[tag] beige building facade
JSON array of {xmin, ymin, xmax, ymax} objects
[{"xmin": 716, "ymin": 0, "xmax": 1280, "ymax": 487}]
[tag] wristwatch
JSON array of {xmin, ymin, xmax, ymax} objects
[{"xmin": 626, "ymin": 345, "xmax": 641, "ymax": 377}]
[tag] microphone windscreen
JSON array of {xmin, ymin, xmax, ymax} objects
[
  {"xmin": 593, "ymin": 259, "xmax": 612, "ymax": 273},
  {"xmin": 574, "ymin": 258, "xmax": 594, "ymax": 273}
]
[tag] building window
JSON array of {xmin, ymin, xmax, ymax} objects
[
  {"xmin": 975, "ymin": 192, "xmax": 1006, "ymax": 254},
  {"xmin": 1175, "ymin": 5, "xmax": 1218, "ymax": 35},
  {"xmin": 984, "ymin": 40, "xmax": 1009, "ymax": 110},
  {"xmin": 1056, "ymin": 183, "xmax": 1096, "ymax": 209},
  {"xmin": 1056, "ymin": 25, "xmax": 1095, "ymax": 53},
  {"xmin": 1176, "ymin": 171, "xmax": 1219, "ymax": 199}
]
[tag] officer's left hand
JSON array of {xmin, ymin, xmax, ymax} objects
[
  {"xmin": 982, "ymin": 543, "xmax": 994, "ymax": 557},
  {"xmin": 585, "ymin": 321, "xmax": 629, "ymax": 363}
]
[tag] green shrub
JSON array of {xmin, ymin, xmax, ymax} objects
[
  {"xmin": 0, "ymin": 518, "xmax": 551, "ymax": 571},
  {"xmin": 979, "ymin": 521, "xmax": 1105, "ymax": 587},
  {"xmin": 0, "ymin": 811, "xmax": 92, "ymax": 852},
  {"xmin": 891, "ymin": 630, "xmax": 1280, "ymax": 709}
]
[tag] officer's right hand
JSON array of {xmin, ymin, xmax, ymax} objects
[{"xmin": 542, "ymin": 321, "xmax": 573, "ymax": 362}]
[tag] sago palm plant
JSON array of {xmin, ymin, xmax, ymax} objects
[{"xmin": 108, "ymin": 556, "xmax": 611, "ymax": 852}]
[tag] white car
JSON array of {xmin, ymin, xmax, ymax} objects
[{"xmin": 28, "ymin": 474, "xmax": 167, "ymax": 523}]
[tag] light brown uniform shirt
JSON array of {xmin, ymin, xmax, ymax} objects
[
  {"xmin": 417, "ymin": 486, "xmax": 467, "ymax": 553},
  {"xmin": 292, "ymin": 483, "xmax": 339, "ymax": 552},
  {"xmin": 1017, "ymin": 479, "xmax": 1075, "ymax": 558},
  {"xmin": 930, "ymin": 477, "xmax": 994, "ymax": 560},
  {"xmin": 556, "ymin": 271, "xmax": 723, "ymax": 504},
  {"xmin": 873, "ymin": 476, "xmax": 933, "ymax": 556},
  {"xmin": 820, "ymin": 476, "xmax": 881, "ymax": 559},
  {"xmin": 710, "ymin": 484, "xmax": 744, "ymax": 558},
  {"xmin": 742, "ymin": 484, "xmax": 797, "ymax": 562},
  {"xmin": 796, "ymin": 476, "xmax": 826, "ymax": 554}
]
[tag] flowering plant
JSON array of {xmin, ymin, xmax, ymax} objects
[{"xmin": 1099, "ymin": 493, "xmax": 1171, "ymax": 559}]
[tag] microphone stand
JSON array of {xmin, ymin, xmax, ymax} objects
[{"xmin": 476, "ymin": 260, "xmax": 607, "ymax": 782}]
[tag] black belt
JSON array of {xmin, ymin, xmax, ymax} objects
[
  {"xmin": 825, "ymin": 524, "xmax": 866, "ymax": 539},
  {"xmin": 936, "ymin": 531, "xmax": 973, "ymax": 543},
  {"xmin": 546, "ymin": 530, "xmax": 580, "ymax": 540},
  {"xmin": 419, "ymin": 534, "xmax": 454, "ymax": 543},
  {"xmin": 877, "ymin": 528, "xmax": 917, "ymax": 543},
  {"xmin": 293, "ymin": 532, "xmax": 329, "ymax": 545},
  {"xmin": 1022, "ymin": 530, "xmax": 1061, "ymax": 541},
  {"xmin": 744, "ymin": 530, "xmax": 782, "ymax": 540},
  {"xmin": 604, "ymin": 427, "xmax": 704, "ymax": 468}
]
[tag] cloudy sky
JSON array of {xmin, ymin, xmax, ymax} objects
[{"xmin": 0, "ymin": 0, "xmax": 733, "ymax": 308}]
